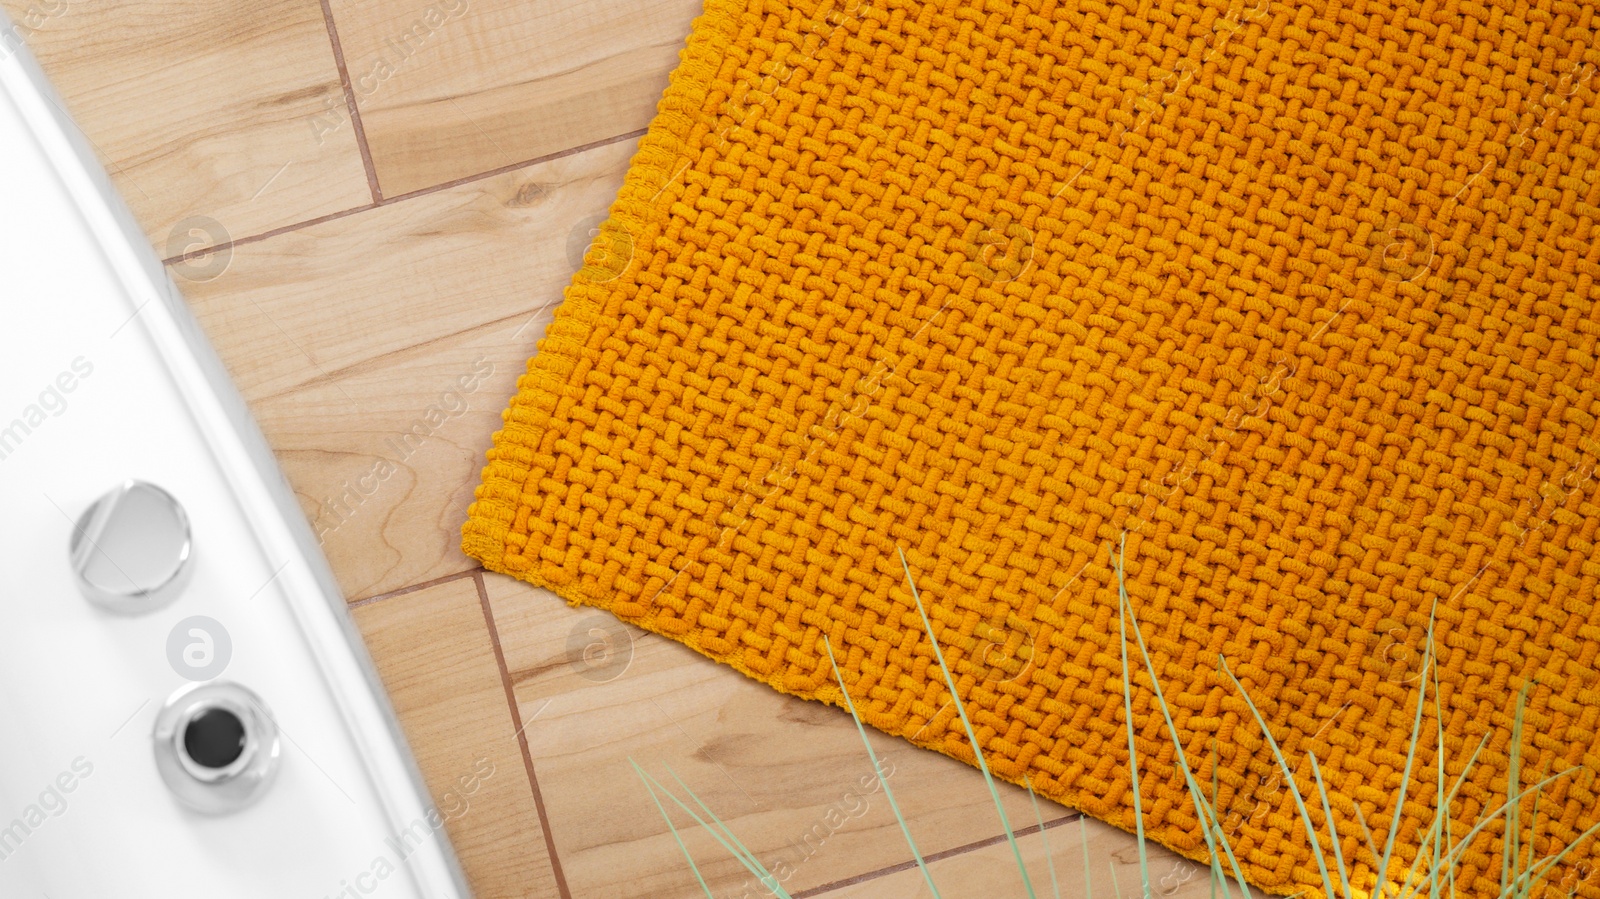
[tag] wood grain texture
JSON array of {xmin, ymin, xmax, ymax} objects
[
  {"xmin": 353, "ymin": 575, "xmax": 562, "ymax": 899},
  {"xmin": 0, "ymin": 0, "xmax": 1234, "ymax": 890},
  {"xmin": 181, "ymin": 138, "xmax": 638, "ymax": 600},
  {"xmin": 0, "ymin": 0, "xmax": 372, "ymax": 252},
  {"xmin": 251, "ymin": 322, "xmax": 515, "ymax": 602},
  {"xmin": 822, "ymin": 816, "xmax": 1214, "ymax": 899},
  {"xmin": 483, "ymin": 571, "xmax": 1107, "ymax": 899},
  {"xmin": 324, "ymin": 0, "xmax": 701, "ymax": 196},
  {"xmin": 180, "ymin": 136, "xmax": 636, "ymax": 403}
]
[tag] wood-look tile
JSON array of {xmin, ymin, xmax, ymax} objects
[
  {"xmin": 0, "ymin": 0, "xmax": 372, "ymax": 253},
  {"xmin": 819, "ymin": 816, "xmax": 1216, "ymax": 899},
  {"xmin": 180, "ymin": 135, "xmax": 637, "ymax": 403},
  {"xmin": 253, "ymin": 317, "xmax": 522, "ymax": 600},
  {"xmin": 353, "ymin": 575, "xmax": 562, "ymax": 899},
  {"xmin": 482, "ymin": 572, "xmax": 1098, "ymax": 899},
  {"xmin": 324, "ymin": 0, "xmax": 700, "ymax": 196},
  {"xmin": 178, "ymin": 137, "xmax": 638, "ymax": 601},
  {"xmin": 21, "ymin": 0, "xmax": 1280, "ymax": 889}
]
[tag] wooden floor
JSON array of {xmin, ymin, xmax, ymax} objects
[{"xmin": 3, "ymin": 1, "xmax": 1217, "ymax": 896}]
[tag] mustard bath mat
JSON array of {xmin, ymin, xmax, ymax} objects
[{"xmin": 465, "ymin": 0, "xmax": 1600, "ymax": 894}]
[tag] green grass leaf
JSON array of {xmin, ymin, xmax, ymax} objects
[
  {"xmin": 1114, "ymin": 536, "xmax": 1256, "ymax": 899},
  {"xmin": 822, "ymin": 634, "xmax": 942, "ymax": 899},
  {"xmin": 1375, "ymin": 602, "xmax": 1440, "ymax": 891},
  {"xmin": 1217, "ymin": 655, "xmax": 1340, "ymax": 899},
  {"xmin": 631, "ymin": 756, "xmax": 717, "ymax": 899},
  {"xmin": 635, "ymin": 540, "xmax": 1600, "ymax": 899},
  {"xmin": 1308, "ymin": 752, "xmax": 1353, "ymax": 899},
  {"xmin": 631, "ymin": 760, "xmax": 792, "ymax": 897},
  {"xmin": 1026, "ymin": 776, "xmax": 1063, "ymax": 899},
  {"xmin": 901, "ymin": 547, "xmax": 1038, "ymax": 899},
  {"xmin": 1495, "ymin": 818, "xmax": 1600, "ymax": 899},
  {"xmin": 1117, "ymin": 543, "xmax": 1153, "ymax": 899}
]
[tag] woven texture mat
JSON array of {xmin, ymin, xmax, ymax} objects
[{"xmin": 465, "ymin": 0, "xmax": 1600, "ymax": 894}]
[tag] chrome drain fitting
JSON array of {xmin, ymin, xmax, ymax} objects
[{"xmin": 153, "ymin": 681, "xmax": 280, "ymax": 814}]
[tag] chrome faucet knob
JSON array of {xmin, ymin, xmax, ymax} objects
[{"xmin": 70, "ymin": 480, "xmax": 193, "ymax": 614}]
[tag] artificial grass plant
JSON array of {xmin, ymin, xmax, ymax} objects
[{"xmin": 632, "ymin": 536, "xmax": 1600, "ymax": 899}]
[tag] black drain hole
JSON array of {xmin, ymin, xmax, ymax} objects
[{"xmin": 183, "ymin": 707, "xmax": 247, "ymax": 769}]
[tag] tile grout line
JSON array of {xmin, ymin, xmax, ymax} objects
[
  {"xmin": 791, "ymin": 813, "xmax": 1083, "ymax": 898},
  {"xmin": 346, "ymin": 566, "xmax": 483, "ymax": 609},
  {"xmin": 356, "ymin": 567, "xmax": 1086, "ymax": 898},
  {"xmin": 472, "ymin": 570, "xmax": 574, "ymax": 899},
  {"xmin": 164, "ymin": 200, "xmax": 377, "ymax": 266},
  {"xmin": 317, "ymin": 0, "xmax": 384, "ymax": 203},
  {"xmin": 161, "ymin": 126, "xmax": 651, "ymax": 268},
  {"xmin": 381, "ymin": 126, "xmax": 650, "ymax": 206}
]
